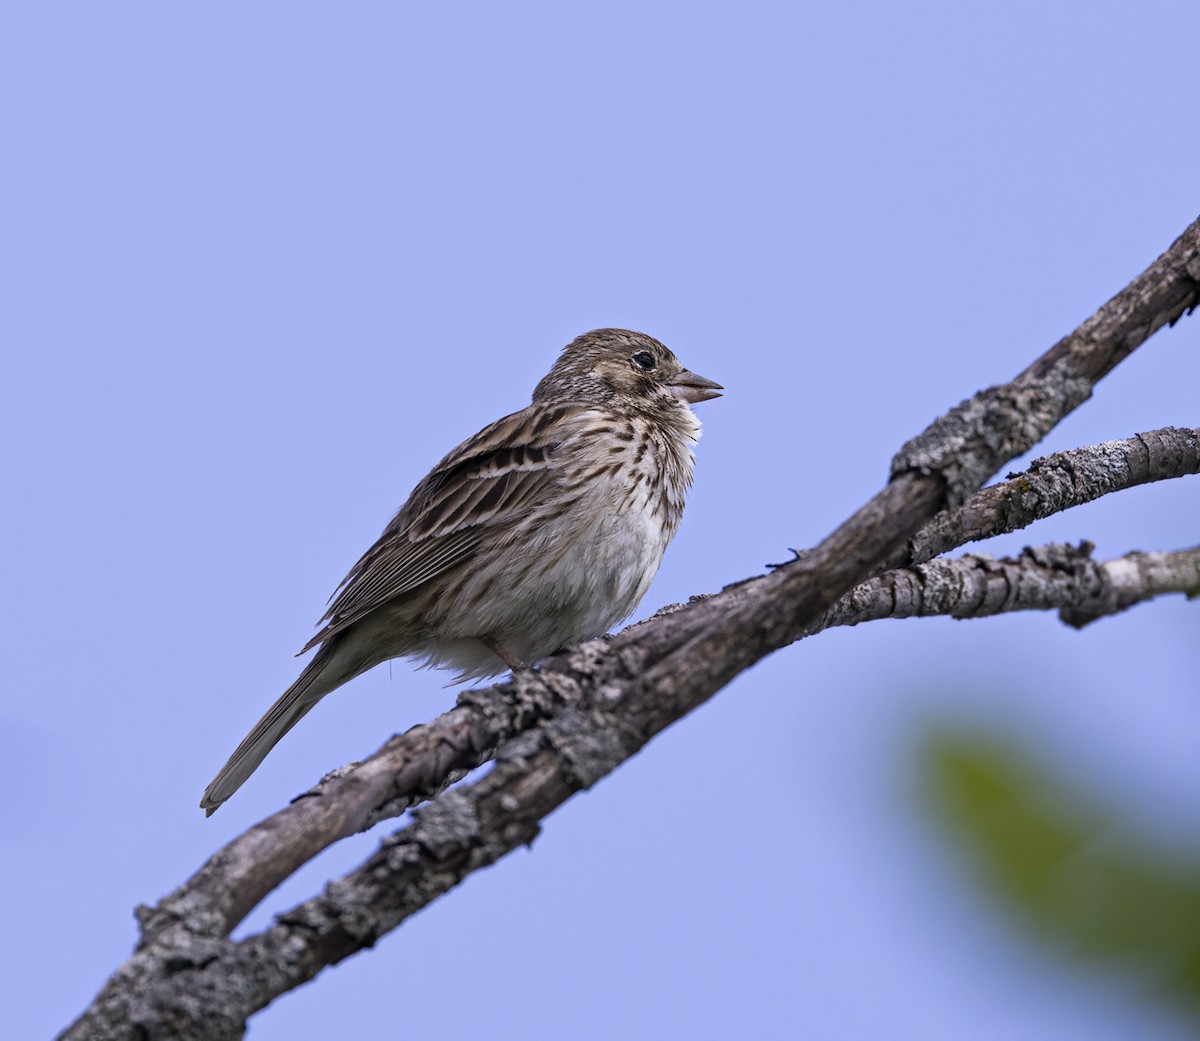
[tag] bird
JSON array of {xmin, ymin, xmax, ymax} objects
[{"xmin": 200, "ymin": 328, "xmax": 722, "ymax": 814}]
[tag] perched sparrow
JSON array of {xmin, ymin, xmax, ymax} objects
[{"xmin": 201, "ymin": 328, "xmax": 721, "ymax": 814}]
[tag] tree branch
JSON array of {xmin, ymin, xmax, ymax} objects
[
  {"xmin": 908, "ymin": 426, "xmax": 1200, "ymax": 565},
  {"xmin": 815, "ymin": 542, "xmax": 1200, "ymax": 633},
  {"xmin": 133, "ymin": 424, "xmax": 1200, "ymax": 958},
  {"xmin": 60, "ymin": 217, "xmax": 1200, "ymax": 1041},
  {"xmin": 1058, "ymin": 545, "xmax": 1200, "ymax": 628},
  {"xmin": 209, "ymin": 540, "xmax": 1200, "ymax": 1021}
]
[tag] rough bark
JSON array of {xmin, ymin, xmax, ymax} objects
[
  {"xmin": 815, "ymin": 542, "xmax": 1200, "ymax": 634},
  {"xmin": 907, "ymin": 426, "xmax": 1200, "ymax": 565},
  {"xmin": 59, "ymin": 216, "xmax": 1200, "ymax": 1041}
]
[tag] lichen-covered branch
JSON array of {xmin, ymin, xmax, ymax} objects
[
  {"xmin": 132, "ymin": 424, "xmax": 1200, "ymax": 959},
  {"xmin": 908, "ymin": 426, "xmax": 1200, "ymax": 565},
  {"xmin": 178, "ymin": 540, "xmax": 1200, "ymax": 1022},
  {"xmin": 1058, "ymin": 545, "xmax": 1200, "ymax": 628},
  {"xmin": 59, "ymin": 218, "xmax": 1200, "ymax": 1041},
  {"xmin": 816, "ymin": 543, "xmax": 1200, "ymax": 633}
]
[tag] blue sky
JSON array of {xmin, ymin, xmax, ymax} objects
[{"xmin": 4, "ymin": 4, "xmax": 1199, "ymax": 1039}]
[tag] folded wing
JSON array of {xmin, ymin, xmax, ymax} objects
[{"xmin": 301, "ymin": 403, "xmax": 577, "ymax": 652}]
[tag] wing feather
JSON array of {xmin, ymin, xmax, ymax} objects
[{"xmin": 300, "ymin": 403, "xmax": 578, "ymax": 651}]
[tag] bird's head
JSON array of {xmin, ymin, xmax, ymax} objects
[{"xmin": 533, "ymin": 328, "xmax": 723, "ymax": 409}]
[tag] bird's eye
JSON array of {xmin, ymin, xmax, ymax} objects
[{"xmin": 632, "ymin": 350, "xmax": 656, "ymax": 371}]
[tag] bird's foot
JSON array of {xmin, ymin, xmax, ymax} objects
[{"xmin": 483, "ymin": 637, "xmax": 529, "ymax": 672}]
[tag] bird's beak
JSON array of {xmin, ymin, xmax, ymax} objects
[{"xmin": 668, "ymin": 368, "xmax": 724, "ymax": 404}]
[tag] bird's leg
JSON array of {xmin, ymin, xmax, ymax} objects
[{"xmin": 483, "ymin": 637, "xmax": 529, "ymax": 672}]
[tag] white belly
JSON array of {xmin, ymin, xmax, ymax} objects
[{"xmin": 417, "ymin": 406, "xmax": 699, "ymax": 680}]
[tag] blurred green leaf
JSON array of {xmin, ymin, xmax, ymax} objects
[{"xmin": 922, "ymin": 731, "xmax": 1200, "ymax": 1018}]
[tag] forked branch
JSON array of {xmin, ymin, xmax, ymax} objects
[{"xmin": 61, "ymin": 216, "xmax": 1200, "ymax": 1041}]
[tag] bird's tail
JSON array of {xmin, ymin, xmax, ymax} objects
[{"xmin": 200, "ymin": 636, "xmax": 354, "ymax": 816}]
